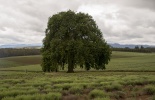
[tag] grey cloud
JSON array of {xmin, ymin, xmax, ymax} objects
[
  {"xmin": 0, "ymin": 0, "xmax": 155, "ymax": 45},
  {"xmin": 0, "ymin": 27, "xmax": 6, "ymax": 31},
  {"xmin": 121, "ymin": 0, "xmax": 155, "ymax": 11},
  {"xmin": 0, "ymin": 33, "xmax": 23, "ymax": 42}
]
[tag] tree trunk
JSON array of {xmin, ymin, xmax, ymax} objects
[{"xmin": 67, "ymin": 59, "xmax": 74, "ymax": 73}]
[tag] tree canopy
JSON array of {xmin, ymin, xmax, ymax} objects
[{"xmin": 41, "ymin": 10, "xmax": 111, "ymax": 73}]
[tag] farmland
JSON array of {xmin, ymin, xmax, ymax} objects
[{"xmin": 0, "ymin": 51, "xmax": 155, "ymax": 100}]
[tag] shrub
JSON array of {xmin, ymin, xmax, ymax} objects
[
  {"xmin": 104, "ymin": 82, "xmax": 122, "ymax": 91},
  {"xmin": 62, "ymin": 94, "xmax": 79, "ymax": 100},
  {"xmin": 52, "ymin": 79, "xmax": 73, "ymax": 84},
  {"xmin": 113, "ymin": 91, "xmax": 126, "ymax": 99},
  {"xmin": 131, "ymin": 90, "xmax": 143, "ymax": 97},
  {"xmin": 69, "ymin": 86, "xmax": 83, "ymax": 94},
  {"xmin": 2, "ymin": 97, "xmax": 14, "ymax": 100},
  {"xmin": 53, "ymin": 83, "xmax": 72, "ymax": 90},
  {"xmin": 45, "ymin": 93, "xmax": 62, "ymax": 100},
  {"xmin": 109, "ymin": 91, "xmax": 126, "ymax": 100},
  {"xmin": 62, "ymin": 84, "xmax": 72, "ymax": 90},
  {"xmin": 0, "ymin": 89, "xmax": 38, "ymax": 99},
  {"xmin": 94, "ymin": 97, "xmax": 110, "ymax": 100},
  {"xmin": 143, "ymin": 85, "xmax": 155, "ymax": 95},
  {"xmin": 153, "ymin": 95, "xmax": 155, "ymax": 100},
  {"xmin": 89, "ymin": 89, "xmax": 108, "ymax": 99},
  {"xmin": 2, "ymin": 92, "xmax": 61, "ymax": 100}
]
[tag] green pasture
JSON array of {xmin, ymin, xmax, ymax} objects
[
  {"xmin": 0, "ymin": 71, "xmax": 155, "ymax": 100},
  {"xmin": 0, "ymin": 55, "xmax": 41, "ymax": 68},
  {"xmin": 0, "ymin": 51, "xmax": 155, "ymax": 100},
  {"xmin": 0, "ymin": 51, "xmax": 155, "ymax": 72},
  {"xmin": 107, "ymin": 51, "xmax": 155, "ymax": 71}
]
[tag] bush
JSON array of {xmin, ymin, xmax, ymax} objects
[
  {"xmin": 52, "ymin": 79, "xmax": 73, "ymax": 84},
  {"xmin": 94, "ymin": 97, "xmax": 110, "ymax": 100},
  {"xmin": 2, "ymin": 92, "xmax": 61, "ymax": 100},
  {"xmin": 153, "ymin": 95, "xmax": 155, "ymax": 100},
  {"xmin": 104, "ymin": 82, "xmax": 122, "ymax": 91},
  {"xmin": 89, "ymin": 89, "xmax": 108, "ymax": 99},
  {"xmin": 62, "ymin": 84, "xmax": 72, "ymax": 90},
  {"xmin": 45, "ymin": 93, "xmax": 62, "ymax": 100},
  {"xmin": 113, "ymin": 91, "xmax": 126, "ymax": 99},
  {"xmin": 143, "ymin": 85, "xmax": 155, "ymax": 95},
  {"xmin": 69, "ymin": 86, "xmax": 83, "ymax": 94}
]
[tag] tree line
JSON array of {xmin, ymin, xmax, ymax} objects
[
  {"xmin": 0, "ymin": 46, "xmax": 154, "ymax": 58},
  {"xmin": 112, "ymin": 46, "xmax": 155, "ymax": 53},
  {"xmin": 0, "ymin": 48, "xmax": 40, "ymax": 58}
]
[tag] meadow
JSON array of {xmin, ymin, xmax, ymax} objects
[{"xmin": 0, "ymin": 51, "xmax": 155, "ymax": 100}]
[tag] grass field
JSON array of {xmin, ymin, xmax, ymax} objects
[
  {"xmin": 0, "ymin": 51, "xmax": 155, "ymax": 100},
  {"xmin": 0, "ymin": 55, "xmax": 41, "ymax": 68},
  {"xmin": 0, "ymin": 51, "xmax": 155, "ymax": 72},
  {"xmin": 106, "ymin": 52, "xmax": 155, "ymax": 71}
]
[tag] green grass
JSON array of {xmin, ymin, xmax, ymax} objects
[
  {"xmin": 0, "ymin": 55, "xmax": 41, "ymax": 68},
  {"xmin": 2, "ymin": 92, "xmax": 61, "ymax": 100},
  {"xmin": 143, "ymin": 85, "xmax": 155, "ymax": 95},
  {"xmin": 0, "ymin": 71, "xmax": 155, "ymax": 99},
  {"xmin": 106, "ymin": 51, "xmax": 155, "ymax": 71},
  {"xmin": 89, "ymin": 89, "xmax": 108, "ymax": 99},
  {"xmin": 104, "ymin": 82, "xmax": 122, "ymax": 91},
  {"xmin": 0, "ymin": 60, "xmax": 20, "ymax": 68},
  {"xmin": 0, "ymin": 65, "xmax": 42, "ymax": 72},
  {"xmin": 0, "ymin": 51, "xmax": 155, "ymax": 71},
  {"xmin": 0, "ymin": 51, "xmax": 155, "ymax": 99}
]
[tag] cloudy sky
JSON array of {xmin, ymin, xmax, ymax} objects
[{"xmin": 0, "ymin": 0, "xmax": 155, "ymax": 45}]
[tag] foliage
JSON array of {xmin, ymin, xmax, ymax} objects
[
  {"xmin": 0, "ymin": 70, "xmax": 155, "ymax": 99},
  {"xmin": 0, "ymin": 52, "xmax": 155, "ymax": 99},
  {"xmin": 112, "ymin": 47, "xmax": 155, "ymax": 53},
  {"xmin": 1, "ymin": 52, "xmax": 155, "ymax": 72},
  {"xmin": 69, "ymin": 85, "xmax": 83, "ymax": 94},
  {"xmin": 104, "ymin": 82, "xmax": 122, "ymax": 91},
  {"xmin": 153, "ymin": 95, "xmax": 155, "ymax": 100},
  {"xmin": 106, "ymin": 51, "xmax": 155, "ymax": 71},
  {"xmin": 143, "ymin": 85, "xmax": 155, "ymax": 95},
  {"xmin": 2, "ymin": 93, "xmax": 61, "ymax": 100},
  {"xmin": 0, "ymin": 48, "xmax": 40, "ymax": 58},
  {"xmin": 111, "ymin": 91, "xmax": 126, "ymax": 99},
  {"xmin": 89, "ymin": 89, "xmax": 108, "ymax": 99},
  {"xmin": 0, "ymin": 55, "xmax": 41, "ymax": 68},
  {"xmin": 41, "ymin": 10, "xmax": 111, "ymax": 72}
]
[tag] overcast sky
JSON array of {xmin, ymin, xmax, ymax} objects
[{"xmin": 0, "ymin": 0, "xmax": 155, "ymax": 45}]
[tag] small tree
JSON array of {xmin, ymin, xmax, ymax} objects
[
  {"xmin": 140, "ymin": 45, "xmax": 144, "ymax": 49},
  {"xmin": 135, "ymin": 46, "xmax": 139, "ymax": 49},
  {"xmin": 41, "ymin": 10, "xmax": 111, "ymax": 73}
]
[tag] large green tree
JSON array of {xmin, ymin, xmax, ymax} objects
[{"xmin": 41, "ymin": 10, "xmax": 111, "ymax": 73}]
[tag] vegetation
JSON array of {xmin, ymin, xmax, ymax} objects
[
  {"xmin": 41, "ymin": 10, "xmax": 111, "ymax": 73},
  {"xmin": 0, "ymin": 46, "xmax": 154, "ymax": 59},
  {"xmin": 112, "ymin": 46, "xmax": 155, "ymax": 53},
  {"xmin": 1, "ymin": 51, "xmax": 155, "ymax": 71},
  {"xmin": 0, "ymin": 51, "xmax": 155, "ymax": 99},
  {"xmin": 106, "ymin": 51, "xmax": 155, "ymax": 71},
  {"xmin": 0, "ymin": 71, "xmax": 155, "ymax": 100},
  {"xmin": 89, "ymin": 89, "xmax": 108, "ymax": 99},
  {"xmin": 143, "ymin": 85, "xmax": 155, "ymax": 95},
  {"xmin": 0, "ymin": 48, "xmax": 40, "ymax": 58},
  {"xmin": 0, "ymin": 55, "xmax": 41, "ymax": 68}
]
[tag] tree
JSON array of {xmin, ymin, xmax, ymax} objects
[
  {"xmin": 135, "ymin": 46, "xmax": 139, "ymax": 49},
  {"xmin": 140, "ymin": 45, "xmax": 144, "ymax": 49},
  {"xmin": 41, "ymin": 10, "xmax": 111, "ymax": 73}
]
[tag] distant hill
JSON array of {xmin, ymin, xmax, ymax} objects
[
  {"xmin": 0, "ymin": 44, "xmax": 42, "ymax": 49},
  {"xmin": 109, "ymin": 43, "xmax": 155, "ymax": 49},
  {"xmin": 0, "ymin": 43, "xmax": 154, "ymax": 49}
]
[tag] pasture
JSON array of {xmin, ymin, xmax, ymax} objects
[{"xmin": 0, "ymin": 51, "xmax": 155, "ymax": 100}]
